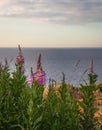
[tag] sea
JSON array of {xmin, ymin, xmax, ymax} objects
[{"xmin": 0, "ymin": 48, "xmax": 102, "ymax": 86}]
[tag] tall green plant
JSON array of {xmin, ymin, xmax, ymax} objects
[
  {"xmin": 58, "ymin": 83, "xmax": 81, "ymax": 130},
  {"xmin": 40, "ymin": 82, "xmax": 81, "ymax": 130},
  {"xmin": 79, "ymin": 72, "xmax": 98, "ymax": 130},
  {"xmin": 25, "ymin": 81, "xmax": 44, "ymax": 130},
  {"xmin": 0, "ymin": 60, "xmax": 15, "ymax": 129},
  {"xmin": 9, "ymin": 61, "xmax": 28, "ymax": 129},
  {"xmin": 39, "ymin": 87, "xmax": 59, "ymax": 130}
]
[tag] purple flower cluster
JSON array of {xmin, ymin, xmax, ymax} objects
[
  {"xmin": 28, "ymin": 71, "xmax": 46, "ymax": 86},
  {"xmin": 34, "ymin": 71, "xmax": 46, "ymax": 85},
  {"xmin": 16, "ymin": 55, "xmax": 24, "ymax": 64},
  {"xmin": 16, "ymin": 46, "xmax": 46, "ymax": 86},
  {"xmin": 28, "ymin": 73, "xmax": 34, "ymax": 86},
  {"xmin": 28, "ymin": 53, "xmax": 46, "ymax": 86}
]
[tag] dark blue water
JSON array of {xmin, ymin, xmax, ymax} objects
[{"xmin": 0, "ymin": 48, "xmax": 102, "ymax": 86}]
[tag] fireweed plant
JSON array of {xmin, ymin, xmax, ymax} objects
[{"xmin": 0, "ymin": 47, "xmax": 101, "ymax": 130}]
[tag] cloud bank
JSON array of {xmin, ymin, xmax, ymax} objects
[{"xmin": 0, "ymin": 0, "xmax": 102, "ymax": 24}]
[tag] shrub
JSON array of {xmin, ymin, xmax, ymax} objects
[
  {"xmin": 79, "ymin": 72, "xmax": 98, "ymax": 130},
  {"xmin": 0, "ymin": 57, "xmax": 100, "ymax": 130}
]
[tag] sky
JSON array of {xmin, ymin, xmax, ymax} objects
[{"xmin": 0, "ymin": 0, "xmax": 102, "ymax": 48}]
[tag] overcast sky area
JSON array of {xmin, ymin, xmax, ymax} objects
[{"xmin": 0, "ymin": 0, "xmax": 102, "ymax": 48}]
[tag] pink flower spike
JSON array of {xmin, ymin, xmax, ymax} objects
[
  {"xmin": 28, "ymin": 67, "xmax": 34, "ymax": 85},
  {"xmin": 28, "ymin": 74, "xmax": 34, "ymax": 85},
  {"xmin": 16, "ymin": 45, "xmax": 24, "ymax": 65}
]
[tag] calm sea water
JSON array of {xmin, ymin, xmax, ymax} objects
[{"xmin": 0, "ymin": 48, "xmax": 102, "ymax": 86}]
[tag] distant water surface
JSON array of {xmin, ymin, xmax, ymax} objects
[{"xmin": 0, "ymin": 48, "xmax": 102, "ymax": 86}]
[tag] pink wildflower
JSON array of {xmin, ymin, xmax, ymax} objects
[
  {"xmin": 28, "ymin": 67, "xmax": 34, "ymax": 85},
  {"xmin": 28, "ymin": 54, "xmax": 46, "ymax": 86},
  {"xmin": 16, "ymin": 45, "xmax": 24, "ymax": 65}
]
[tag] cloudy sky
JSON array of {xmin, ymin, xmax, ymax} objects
[{"xmin": 0, "ymin": 0, "xmax": 102, "ymax": 48}]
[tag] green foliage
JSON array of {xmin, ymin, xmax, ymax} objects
[
  {"xmin": 39, "ymin": 83, "xmax": 81, "ymax": 130},
  {"xmin": 88, "ymin": 73, "xmax": 98, "ymax": 85},
  {"xmin": 0, "ymin": 61, "xmax": 100, "ymax": 130},
  {"xmin": 79, "ymin": 73, "xmax": 98, "ymax": 130},
  {"xmin": 40, "ymin": 87, "xmax": 59, "ymax": 130},
  {"xmin": 0, "ymin": 62, "xmax": 13, "ymax": 129},
  {"xmin": 58, "ymin": 83, "xmax": 81, "ymax": 130},
  {"xmin": 25, "ymin": 81, "xmax": 44, "ymax": 130}
]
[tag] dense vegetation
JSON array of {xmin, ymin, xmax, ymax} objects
[{"xmin": 0, "ymin": 59, "xmax": 102, "ymax": 130}]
